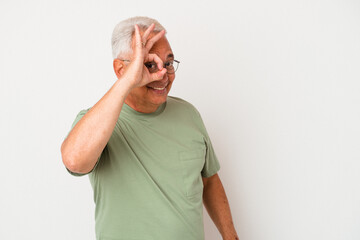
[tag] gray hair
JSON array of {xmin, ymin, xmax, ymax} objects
[{"xmin": 111, "ymin": 16, "xmax": 167, "ymax": 59}]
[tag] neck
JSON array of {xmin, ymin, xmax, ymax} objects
[{"xmin": 124, "ymin": 98, "xmax": 160, "ymax": 113}]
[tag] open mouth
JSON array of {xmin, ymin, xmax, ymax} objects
[
  {"xmin": 146, "ymin": 82, "xmax": 169, "ymax": 92},
  {"xmin": 148, "ymin": 86, "xmax": 166, "ymax": 90}
]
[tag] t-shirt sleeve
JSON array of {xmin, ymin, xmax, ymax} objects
[
  {"xmin": 202, "ymin": 134, "xmax": 221, "ymax": 178},
  {"xmin": 191, "ymin": 108, "xmax": 221, "ymax": 178},
  {"xmin": 63, "ymin": 109, "xmax": 104, "ymax": 177}
]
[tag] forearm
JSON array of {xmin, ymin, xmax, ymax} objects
[
  {"xmin": 203, "ymin": 175, "xmax": 239, "ymax": 240},
  {"xmin": 61, "ymin": 78, "xmax": 132, "ymax": 173}
]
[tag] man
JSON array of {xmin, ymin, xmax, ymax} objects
[{"xmin": 61, "ymin": 16, "xmax": 239, "ymax": 240}]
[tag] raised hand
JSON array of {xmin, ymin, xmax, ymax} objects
[{"xmin": 122, "ymin": 23, "xmax": 167, "ymax": 89}]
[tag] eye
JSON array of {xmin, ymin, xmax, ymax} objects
[
  {"xmin": 164, "ymin": 61, "xmax": 174, "ymax": 68},
  {"xmin": 144, "ymin": 62, "xmax": 157, "ymax": 70}
]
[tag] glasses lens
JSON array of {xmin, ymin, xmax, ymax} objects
[
  {"xmin": 165, "ymin": 61, "xmax": 174, "ymax": 74},
  {"xmin": 166, "ymin": 60, "xmax": 179, "ymax": 74},
  {"xmin": 145, "ymin": 60, "xmax": 179, "ymax": 74},
  {"xmin": 173, "ymin": 60, "xmax": 179, "ymax": 73}
]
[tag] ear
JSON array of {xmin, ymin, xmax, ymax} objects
[{"xmin": 113, "ymin": 58, "xmax": 126, "ymax": 79}]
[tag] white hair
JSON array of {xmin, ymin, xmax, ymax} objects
[{"xmin": 111, "ymin": 16, "xmax": 167, "ymax": 59}]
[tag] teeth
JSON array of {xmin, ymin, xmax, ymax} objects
[
  {"xmin": 153, "ymin": 87, "xmax": 165, "ymax": 90},
  {"xmin": 151, "ymin": 86, "xmax": 166, "ymax": 90},
  {"xmin": 147, "ymin": 83, "xmax": 169, "ymax": 90}
]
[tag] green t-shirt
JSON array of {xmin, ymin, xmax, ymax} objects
[{"xmin": 65, "ymin": 96, "xmax": 220, "ymax": 240}]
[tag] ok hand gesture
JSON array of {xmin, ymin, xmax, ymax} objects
[{"xmin": 122, "ymin": 23, "xmax": 167, "ymax": 89}]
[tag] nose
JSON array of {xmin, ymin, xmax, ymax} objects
[
  {"xmin": 159, "ymin": 70, "xmax": 168, "ymax": 82},
  {"xmin": 149, "ymin": 71, "xmax": 168, "ymax": 87}
]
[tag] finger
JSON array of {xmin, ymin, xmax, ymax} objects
[
  {"xmin": 150, "ymin": 68, "xmax": 167, "ymax": 81},
  {"xmin": 134, "ymin": 24, "xmax": 143, "ymax": 50},
  {"xmin": 145, "ymin": 30, "xmax": 166, "ymax": 52},
  {"xmin": 142, "ymin": 23, "xmax": 155, "ymax": 43},
  {"xmin": 147, "ymin": 53, "xmax": 163, "ymax": 70}
]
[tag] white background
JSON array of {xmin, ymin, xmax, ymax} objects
[{"xmin": 1, "ymin": 0, "xmax": 359, "ymax": 239}]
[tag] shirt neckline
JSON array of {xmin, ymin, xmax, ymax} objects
[{"xmin": 121, "ymin": 100, "xmax": 167, "ymax": 120}]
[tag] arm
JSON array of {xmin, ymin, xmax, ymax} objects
[
  {"xmin": 202, "ymin": 173, "xmax": 239, "ymax": 240},
  {"xmin": 60, "ymin": 79, "xmax": 132, "ymax": 174},
  {"xmin": 61, "ymin": 24, "xmax": 166, "ymax": 174}
]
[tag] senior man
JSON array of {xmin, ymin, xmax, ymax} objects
[{"xmin": 61, "ymin": 16, "xmax": 239, "ymax": 240}]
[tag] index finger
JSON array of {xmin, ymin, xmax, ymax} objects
[
  {"xmin": 145, "ymin": 30, "xmax": 166, "ymax": 52},
  {"xmin": 133, "ymin": 24, "xmax": 144, "ymax": 52},
  {"xmin": 142, "ymin": 23, "xmax": 155, "ymax": 43}
]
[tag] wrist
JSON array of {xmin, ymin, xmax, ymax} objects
[
  {"xmin": 222, "ymin": 232, "xmax": 239, "ymax": 240},
  {"xmin": 115, "ymin": 77, "xmax": 135, "ymax": 93}
]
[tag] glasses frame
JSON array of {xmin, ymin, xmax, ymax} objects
[{"xmin": 119, "ymin": 59, "xmax": 180, "ymax": 74}]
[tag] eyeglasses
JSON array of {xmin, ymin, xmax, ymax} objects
[{"xmin": 119, "ymin": 59, "xmax": 180, "ymax": 74}]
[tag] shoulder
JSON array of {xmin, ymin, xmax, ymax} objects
[
  {"xmin": 71, "ymin": 108, "xmax": 92, "ymax": 127},
  {"xmin": 167, "ymin": 96, "xmax": 201, "ymax": 117},
  {"xmin": 79, "ymin": 108, "xmax": 90, "ymax": 115},
  {"xmin": 76, "ymin": 107, "xmax": 92, "ymax": 117},
  {"xmin": 167, "ymin": 96, "xmax": 209, "ymax": 137}
]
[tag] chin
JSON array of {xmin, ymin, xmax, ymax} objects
[
  {"xmin": 150, "ymin": 95, "xmax": 168, "ymax": 106},
  {"xmin": 147, "ymin": 85, "xmax": 172, "ymax": 105}
]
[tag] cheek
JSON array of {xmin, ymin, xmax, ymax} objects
[
  {"xmin": 168, "ymin": 74, "xmax": 175, "ymax": 83},
  {"xmin": 167, "ymin": 78, "xmax": 175, "ymax": 88},
  {"xmin": 130, "ymin": 86, "xmax": 148, "ymax": 97}
]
